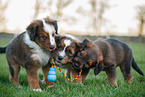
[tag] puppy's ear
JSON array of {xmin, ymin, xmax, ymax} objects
[
  {"xmin": 26, "ymin": 23, "xmax": 39, "ymax": 40},
  {"xmin": 78, "ymin": 43, "xmax": 83, "ymax": 47},
  {"xmin": 55, "ymin": 35, "xmax": 59, "ymax": 41},
  {"xmin": 83, "ymin": 38, "xmax": 91, "ymax": 44},
  {"xmin": 94, "ymin": 62, "xmax": 104, "ymax": 75},
  {"xmin": 45, "ymin": 16, "xmax": 58, "ymax": 34},
  {"xmin": 75, "ymin": 42, "xmax": 82, "ymax": 48},
  {"xmin": 75, "ymin": 42, "xmax": 84, "ymax": 51},
  {"xmin": 55, "ymin": 35, "xmax": 62, "ymax": 46},
  {"xmin": 83, "ymin": 38, "xmax": 93, "ymax": 47}
]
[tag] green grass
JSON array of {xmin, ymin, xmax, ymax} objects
[{"xmin": 0, "ymin": 35, "xmax": 145, "ymax": 97}]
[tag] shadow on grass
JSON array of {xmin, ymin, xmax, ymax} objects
[{"xmin": 0, "ymin": 75, "xmax": 10, "ymax": 84}]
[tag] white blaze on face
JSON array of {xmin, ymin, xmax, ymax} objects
[
  {"xmin": 41, "ymin": 19, "xmax": 56, "ymax": 46},
  {"xmin": 59, "ymin": 39, "xmax": 71, "ymax": 57}
]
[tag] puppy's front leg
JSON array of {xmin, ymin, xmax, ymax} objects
[
  {"xmin": 26, "ymin": 67, "xmax": 40, "ymax": 90},
  {"xmin": 42, "ymin": 63, "xmax": 54, "ymax": 87},
  {"xmin": 82, "ymin": 69, "xmax": 90, "ymax": 83},
  {"xmin": 65, "ymin": 68, "xmax": 71, "ymax": 79},
  {"xmin": 105, "ymin": 65, "xmax": 117, "ymax": 86}
]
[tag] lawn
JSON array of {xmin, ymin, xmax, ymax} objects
[{"xmin": 0, "ymin": 34, "xmax": 145, "ymax": 97}]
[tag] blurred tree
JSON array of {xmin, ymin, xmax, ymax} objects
[
  {"xmin": 47, "ymin": 0, "xmax": 53, "ymax": 15},
  {"xmin": 33, "ymin": 0, "xmax": 45, "ymax": 18},
  {"xmin": 0, "ymin": 0, "xmax": 9, "ymax": 31},
  {"xmin": 55, "ymin": 0, "xmax": 73, "ymax": 19},
  {"xmin": 136, "ymin": 5, "xmax": 145, "ymax": 37},
  {"xmin": 90, "ymin": 0, "xmax": 97, "ymax": 34},
  {"xmin": 90, "ymin": 0, "xmax": 109, "ymax": 35},
  {"xmin": 47, "ymin": 0, "xmax": 76, "ymax": 27},
  {"xmin": 33, "ymin": 0, "xmax": 74, "ymax": 24},
  {"xmin": 46, "ymin": 0, "xmax": 73, "ymax": 19},
  {"xmin": 97, "ymin": 0, "xmax": 109, "ymax": 35}
]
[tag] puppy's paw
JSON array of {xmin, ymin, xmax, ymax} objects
[
  {"xmin": 33, "ymin": 89, "xmax": 42, "ymax": 92},
  {"xmin": 40, "ymin": 79, "xmax": 45, "ymax": 84},
  {"xmin": 48, "ymin": 85, "xmax": 54, "ymax": 88},
  {"xmin": 16, "ymin": 85, "xmax": 23, "ymax": 88}
]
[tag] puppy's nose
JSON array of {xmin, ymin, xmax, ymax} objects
[
  {"xmin": 58, "ymin": 56, "xmax": 63, "ymax": 60},
  {"xmin": 49, "ymin": 45, "xmax": 55, "ymax": 49}
]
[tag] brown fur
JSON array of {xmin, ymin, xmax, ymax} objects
[
  {"xmin": 52, "ymin": 34, "xmax": 90, "ymax": 83},
  {"xmin": 72, "ymin": 38, "xmax": 144, "ymax": 86},
  {"xmin": 0, "ymin": 17, "xmax": 58, "ymax": 91}
]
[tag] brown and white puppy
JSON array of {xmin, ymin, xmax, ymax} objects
[
  {"xmin": 0, "ymin": 17, "xmax": 58, "ymax": 92},
  {"xmin": 52, "ymin": 34, "xmax": 90, "ymax": 83},
  {"xmin": 72, "ymin": 38, "xmax": 144, "ymax": 86}
]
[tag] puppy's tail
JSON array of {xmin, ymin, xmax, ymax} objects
[
  {"xmin": 0, "ymin": 47, "xmax": 6, "ymax": 53},
  {"xmin": 132, "ymin": 58, "xmax": 144, "ymax": 76}
]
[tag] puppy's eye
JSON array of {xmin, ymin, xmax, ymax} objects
[
  {"xmin": 41, "ymin": 36, "xmax": 47, "ymax": 40},
  {"xmin": 68, "ymin": 50, "xmax": 72, "ymax": 54},
  {"xmin": 79, "ymin": 53, "xmax": 83, "ymax": 57},
  {"xmin": 77, "ymin": 52, "xmax": 83, "ymax": 57}
]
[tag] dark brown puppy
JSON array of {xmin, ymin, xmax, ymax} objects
[
  {"xmin": 72, "ymin": 38, "xmax": 144, "ymax": 86},
  {"xmin": 52, "ymin": 34, "xmax": 90, "ymax": 83},
  {"xmin": 0, "ymin": 17, "xmax": 58, "ymax": 92}
]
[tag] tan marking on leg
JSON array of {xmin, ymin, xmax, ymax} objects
[
  {"xmin": 9, "ymin": 64, "xmax": 20, "ymax": 86},
  {"xmin": 106, "ymin": 66, "xmax": 117, "ymax": 86},
  {"xmin": 26, "ymin": 68, "xmax": 40, "ymax": 89},
  {"xmin": 42, "ymin": 64, "xmax": 54, "ymax": 87}
]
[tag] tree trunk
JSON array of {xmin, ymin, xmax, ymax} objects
[{"xmin": 138, "ymin": 19, "xmax": 144, "ymax": 37}]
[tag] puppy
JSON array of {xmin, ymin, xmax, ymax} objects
[
  {"xmin": 72, "ymin": 38, "xmax": 144, "ymax": 86},
  {"xmin": 0, "ymin": 17, "xmax": 58, "ymax": 92},
  {"xmin": 52, "ymin": 34, "xmax": 90, "ymax": 83}
]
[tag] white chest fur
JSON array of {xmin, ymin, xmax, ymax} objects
[{"xmin": 24, "ymin": 32, "xmax": 50, "ymax": 66}]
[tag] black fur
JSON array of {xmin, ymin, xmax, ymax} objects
[
  {"xmin": 8, "ymin": 61, "xmax": 14, "ymax": 77},
  {"xmin": 0, "ymin": 47, "xmax": 6, "ymax": 53},
  {"xmin": 132, "ymin": 58, "xmax": 144, "ymax": 76},
  {"xmin": 94, "ymin": 62, "xmax": 104, "ymax": 75},
  {"xmin": 53, "ymin": 21, "xmax": 58, "ymax": 34}
]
